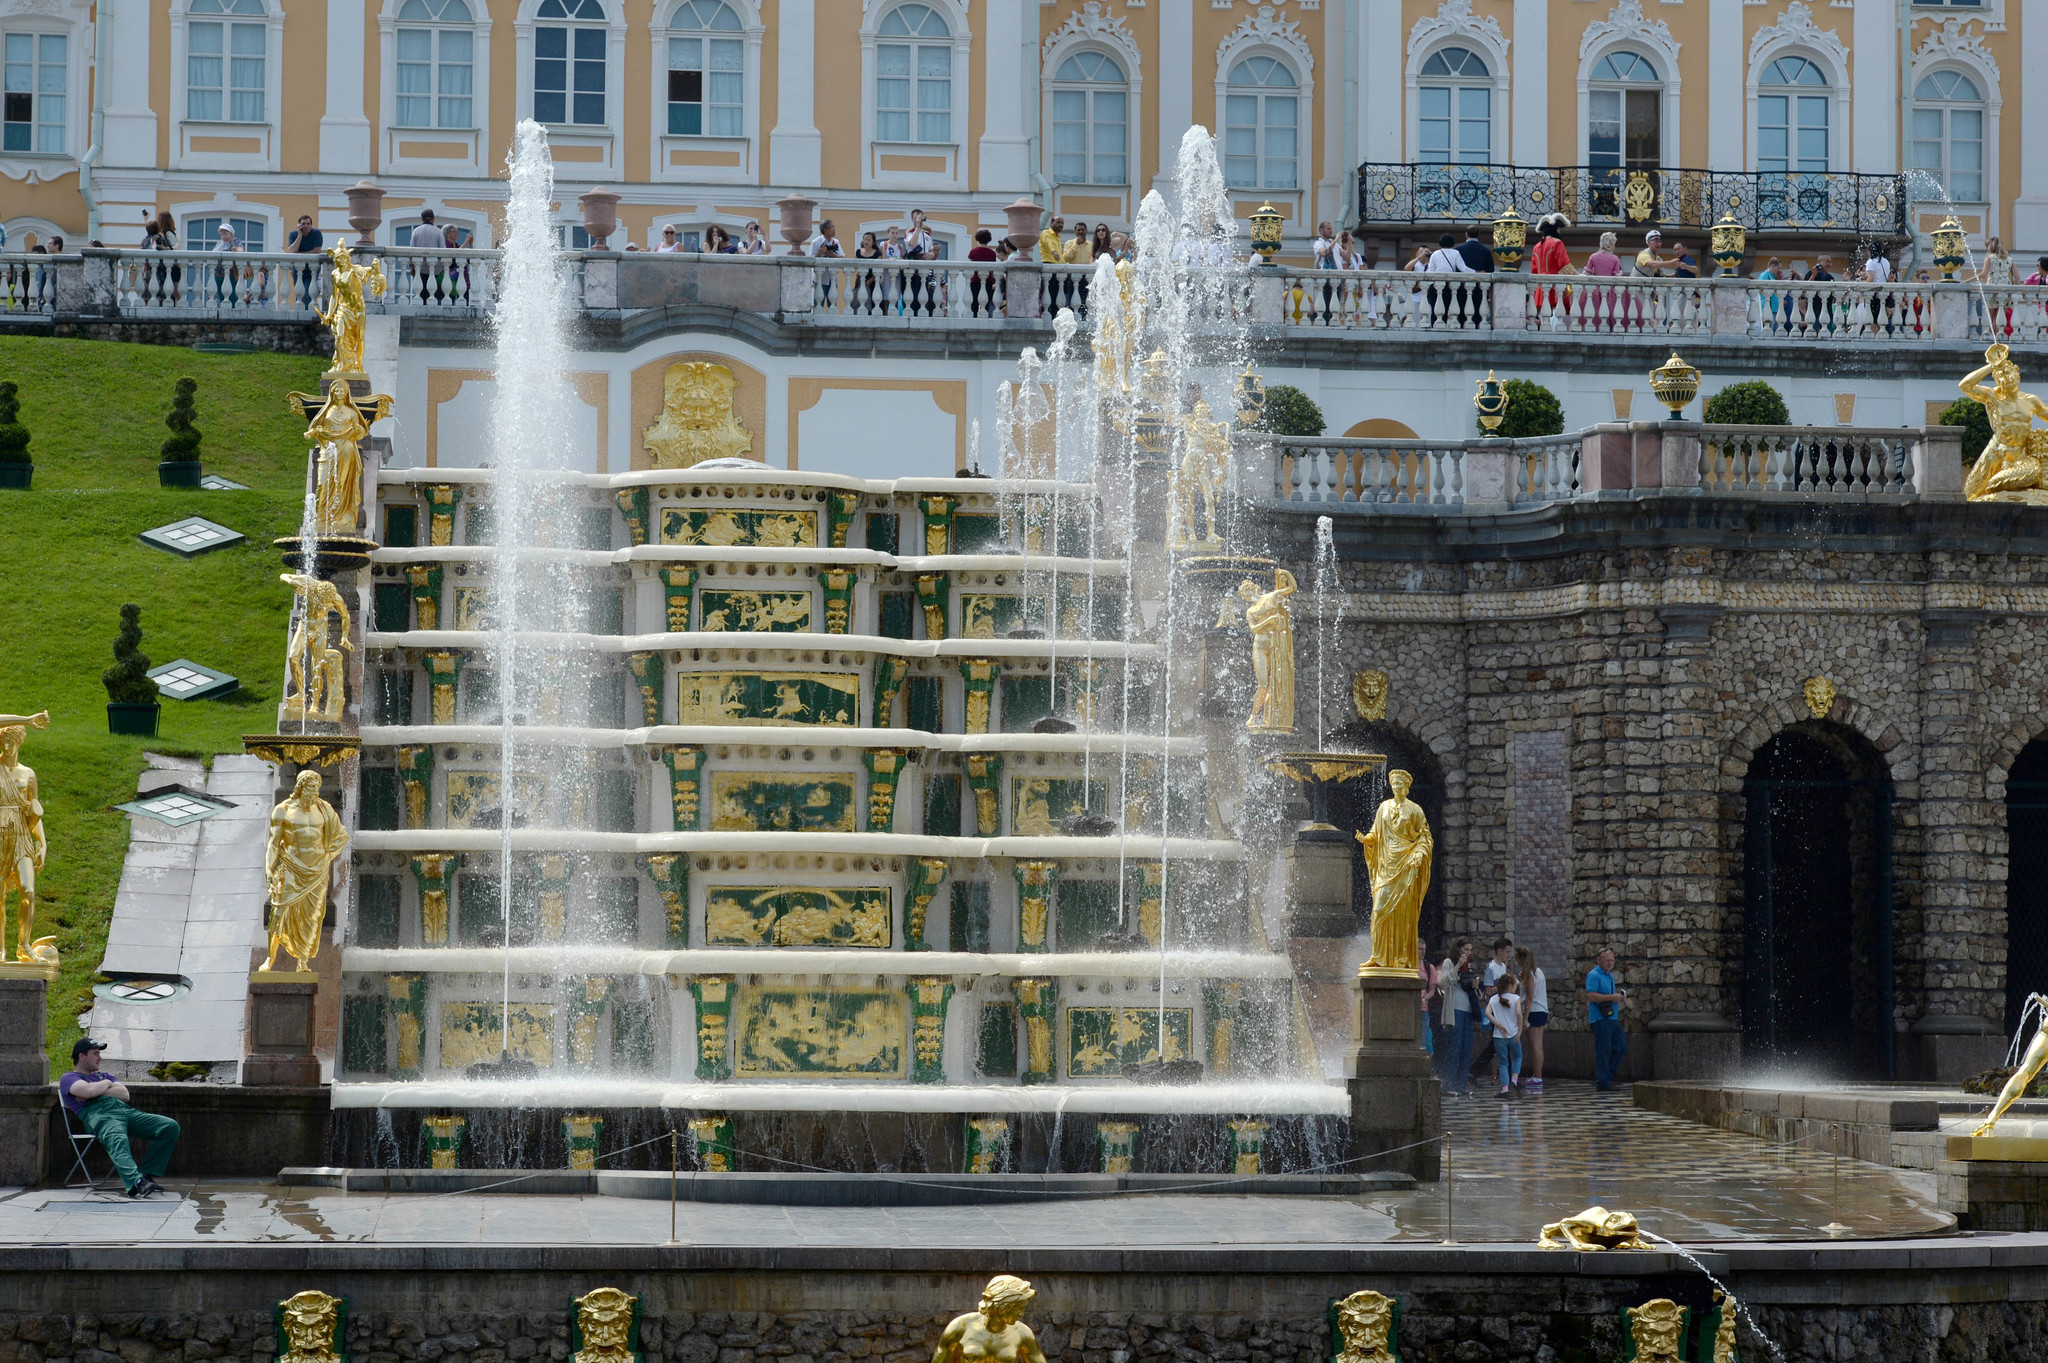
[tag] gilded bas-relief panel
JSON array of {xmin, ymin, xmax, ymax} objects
[
  {"xmin": 698, "ymin": 589, "xmax": 814, "ymax": 633},
  {"xmin": 1068, "ymin": 1006, "xmax": 1193, "ymax": 1077},
  {"xmin": 959, "ymin": 594, "xmax": 1044, "ymax": 640},
  {"xmin": 708, "ymin": 772, "xmax": 857, "ymax": 833},
  {"xmin": 735, "ymin": 986, "xmax": 906, "ymax": 1077},
  {"xmin": 1010, "ymin": 777, "xmax": 1106, "ymax": 836},
  {"xmin": 445, "ymin": 772, "xmax": 548, "ymax": 828},
  {"xmin": 439, "ymin": 1002, "xmax": 556, "ymax": 1070},
  {"xmin": 705, "ymin": 886, "xmax": 892, "ymax": 947},
  {"xmin": 451, "ymin": 585, "xmax": 489, "ymax": 631},
  {"xmin": 659, "ymin": 507, "xmax": 818, "ymax": 548},
  {"xmin": 675, "ymin": 672, "xmax": 859, "ymax": 726}
]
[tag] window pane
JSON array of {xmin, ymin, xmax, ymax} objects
[
  {"xmin": 4, "ymin": 33, "xmax": 27, "ymax": 61},
  {"xmin": 188, "ymin": 85, "xmax": 221, "ymax": 120},
  {"xmin": 670, "ymin": 102, "xmax": 700, "ymax": 134},
  {"xmin": 1224, "ymin": 155, "xmax": 1255, "ymax": 187},
  {"xmin": 231, "ymin": 22, "xmax": 263, "ymax": 55},
  {"xmin": 917, "ymin": 75, "xmax": 947, "ymax": 110},
  {"xmin": 1267, "ymin": 158, "xmax": 1295, "ymax": 190},
  {"xmin": 669, "ymin": 35, "xmax": 701, "ymax": 69},
  {"xmin": 1910, "ymin": 107, "xmax": 1941, "ymax": 139},
  {"xmin": 231, "ymin": 87, "xmax": 263, "ymax": 121},
  {"xmin": 1266, "ymin": 94, "xmax": 1296, "ymax": 127},
  {"xmin": 876, "ymin": 78, "xmax": 908, "ymax": 110},
  {"xmin": 917, "ymin": 108, "xmax": 947, "ymax": 142},
  {"xmin": 1953, "ymin": 170, "xmax": 1982, "ymax": 201},
  {"xmin": 1266, "ymin": 124, "xmax": 1296, "ymax": 160},
  {"xmin": 1224, "ymin": 125, "xmax": 1255, "ymax": 156},
  {"xmin": 440, "ymin": 60, "xmax": 472, "ymax": 95},
  {"xmin": 1458, "ymin": 87, "xmax": 1488, "ymax": 120},
  {"xmin": 878, "ymin": 44, "xmax": 908, "ymax": 77},
  {"xmin": 709, "ymin": 36, "xmax": 740, "ymax": 70},
  {"xmin": 1095, "ymin": 89, "xmax": 1124, "ymax": 123},
  {"xmin": 707, "ymin": 70, "xmax": 740, "ymax": 103},
  {"xmin": 191, "ymin": 22, "xmax": 222, "ymax": 55},
  {"xmin": 574, "ymin": 27, "xmax": 603, "ymax": 58},
  {"xmin": 536, "ymin": 26, "xmax": 565, "ymax": 57},
  {"xmin": 876, "ymin": 109, "xmax": 907, "ymax": 140},
  {"xmin": 1052, "ymin": 88, "xmax": 1082, "ymax": 120},
  {"xmin": 534, "ymin": 89, "xmax": 565, "ymax": 121},
  {"xmin": 1951, "ymin": 109, "xmax": 1981, "ymax": 142},
  {"xmin": 917, "ymin": 44, "xmax": 948, "ymax": 78},
  {"xmin": 1051, "ymin": 119, "xmax": 1083, "ymax": 153},
  {"xmin": 1096, "ymin": 152, "xmax": 1124, "ymax": 184},
  {"xmin": 38, "ymin": 33, "xmax": 63, "ymax": 64},
  {"xmin": 1052, "ymin": 150, "xmax": 1084, "ymax": 181},
  {"xmin": 573, "ymin": 89, "xmax": 602, "ymax": 122},
  {"xmin": 707, "ymin": 103, "xmax": 740, "ymax": 135},
  {"xmin": 397, "ymin": 27, "xmax": 430, "ymax": 60},
  {"xmin": 1092, "ymin": 118, "xmax": 1122, "ymax": 155},
  {"xmin": 439, "ymin": 95, "xmax": 470, "ymax": 127},
  {"xmin": 1910, "ymin": 139, "xmax": 1942, "ymax": 172}
]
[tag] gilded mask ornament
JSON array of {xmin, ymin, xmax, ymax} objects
[
  {"xmin": 276, "ymin": 1290, "xmax": 344, "ymax": 1363},
  {"xmin": 1537, "ymin": 1206, "xmax": 1650, "ymax": 1251},
  {"xmin": 1622, "ymin": 1299, "xmax": 1687, "ymax": 1363},
  {"xmin": 643, "ymin": 362, "xmax": 754, "ymax": 469},
  {"xmin": 1802, "ymin": 676, "xmax": 1836, "ymax": 720},
  {"xmin": 1332, "ymin": 1289, "xmax": 1399, "ymax": 1363},
  {"xmin": 571, "ymin": 1287, "xmax": 639, "ymax": 1363},
  {"xmin": 1352, "ymin": 669, "xmax": 1389, "ymax": 722}
]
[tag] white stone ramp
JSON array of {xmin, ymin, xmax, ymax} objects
[{"xmin": 91, "ymin": 754, "xmax": 276, "ymax": 1074}]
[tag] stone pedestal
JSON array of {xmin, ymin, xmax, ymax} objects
[
  {"xmin": 1284, "ymin": 830, "xmax": 1357, "ymax": 937},
  {"xmin": 1648, "ymin": 1011, "xmax": 1741, "ymax": 1080},
  {"xmin": 245, "ymin": 977, "xmax": 322, "ymax": 1086},
  {"xmin": 1346, "ymin": 970, "xmax": 1441, "ymax": 1181},
  {"xmin": 0, "ymin": 976, "xmax": 50, "ymax": 1085},
  {"xmin": 0, "ymin": 977, "xmax": 50, "ymax": 1186},
  {"xmin": 1906, "ymin": 1015, "xmax": 2006, "ymax": 1084},
  {"xmin": 1940, "ymin": 1136, "xmax": 2048, "ymax": 1231}
]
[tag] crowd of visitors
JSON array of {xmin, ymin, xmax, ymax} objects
[{"xmin": 1425, "ymin": 932, "xmax": 1613, "ymax": 1098}]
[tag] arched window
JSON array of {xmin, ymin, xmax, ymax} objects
[
  {"xmin": 1418, "ymin": 46, "xmax": 1489, "ymax": 165},
  {"xmin": 1223, "ymin": 54, "xmax": 1297, "ymax": 190},
  {"xmin": 534, "ymin": 0, "xmax": 606, "ymax": 126},
  {"xmin": 667, "ymin": 0, "xmax": 741, "ymax": 137},
  {"xmin": 875, "ymin": 3, "xmax": 951, "ymax": 144},
  {"xmin": 184, "ymin": 214, "xmax": 267, "ymax": 250},
  {"xmin": 1, "ymin": 31, "xmax": 66, "ymax": 152},
  {"xmin": 1049, "ymin": 50, "xmax": 1126, "ymax": 186},
  {"xmin": 1588, "ymin": 49, "xmax": 1659, "ymax": 171},
  {"xmin": 1912, "ymin": 69, "xmax": 1984, "ymax": 203},
  {"xmin": 187, "ymin": 0, "xmax": 267, "ymax": 123},
  {"xmin": 395, "ymin": 0, "xmax": 473, "ymax": 129},
  {"xmin": 1758, "ymin": 55, "xmax": 1829, "ymax": 174}
]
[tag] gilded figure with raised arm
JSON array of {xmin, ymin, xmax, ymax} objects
[
  {"xmin": 1173, "ymin": 398, "xmax": 1230, "ymax": 548},
  {"xmin": 319, "ymin": 243, "xmax": 386, "ymax": 377},
  {"xmin": 281, "ymin": 572, "xmax": 355, "ymax": 722},
  {"xmin": 1239, "ymin": 569, "xmax": 1297, "ymax": 733},
  {"xmin": 1960, "ymin": 344, "xmax": 2048, "ymax": 502},
  {"xmin": 931, "ymin": 1277, "xmax": 1049, "ymax": 1363}
]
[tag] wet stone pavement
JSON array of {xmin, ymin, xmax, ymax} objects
[{"xmin": 0, "ymin": 1082, "xmax": 1950, "ymax": 1245}]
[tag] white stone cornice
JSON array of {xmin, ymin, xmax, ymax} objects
[
  {"xmin": 1408, "ymin": 0, "xmax": 1507, "ymax": 66},
  {"xmin": 1748, "ymin": 0, "xmax": 1848, "ymax": 73},
  {"xmin": 1580, "ymin": 0, "xmax": 1680, "ymax": 70}
]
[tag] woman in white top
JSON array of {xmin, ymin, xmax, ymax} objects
[
  {"xmin": 655, "ymin": 225, "xmax": 685, "ymax": 253},
  {"xmin": 1514, "ymin": 945, "xmax": 1548, "ymax": 1088},
  {"xmin": 739, "ymin": 221, "xmax": 769, "ymax": 255},
  {"xmin": 1484, "ymin": 974, "xmax": 1524, "ymax": 1098}
]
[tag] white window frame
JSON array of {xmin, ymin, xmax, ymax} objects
[
  {"xmin": 1745, "ymin": 14, "xmax": 1850, "ymax": 175},
  {"xmin": 648, "ymin": 0, "xmax": 762, "ymax": 185},
  {"xmin": 1907, "ymin": 36, "xmax": 2002, "ymax": 245},
  {"xmin": 1404, "ymin": 12, "xmax": 1509, "ymax": 166},
  {"xmin": 379, "ymin": 0, "xmax": 493, "ymax": 177},
  {"xmin": 171, "ymin": 194, "xmax": 280, "ymax": 254},
  {"xmin": 1411, "ymin": 46, "xmax": 1493, "ymax": 166},
  {"xmin": 1576, "ymin": 44, "xmax": 1680, "ymax": 171},
  {"xmin": 513, "ymin": 0, "xmax": 627, "ymax": 176},
  {"xmin": 0, "ymin": 0, "xmax": 89, "ymax": 172},
  {"xmin": 1044, "ymin": 49, "xmax": 1133, "ymax": 190},
  {"xmin": 170, "ymin": 0, "xmax": 283, "ymax": 170},
  {"xmin": 860, "ymin": 0, "xmax": 971, "ymax": 191},
  {"xmin": 1215, "ymin": 14, "xmax": 1313, "ymax": 223}
]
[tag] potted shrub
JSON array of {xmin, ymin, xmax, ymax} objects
[
  {"xmin": 159, "ymin": 377, "xmax": 203, "ymax": 488},
  {"xmin": 103, "ymin": 604, "xmax": 161, "ymax": 736},
  {"xmin": 1255, "ymin": 384, "xmax": 1327, "ymax": 437},
  {"xmin": 1701, "ymin": 380, "xmax": 1791, "ymax": 426},
  {"xmin": 1486, "ymin": 378, "xmax": 1566, "ymax": 439},
  {"xmin": 0, "ymin": 381, "xmax": 28, "ymax": 489}
]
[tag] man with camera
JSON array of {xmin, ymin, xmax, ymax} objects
[{"xmin": 1584, "ymin": 948, "xmax": 1627, "ymax": 1091}]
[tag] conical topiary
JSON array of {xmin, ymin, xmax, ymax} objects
[
  {"xmin": 103, "ymin": 604, "xmax": 160, "ymax": 704},
  {"xmin": 160, "ymin": 378, "xmax": 202, "ymax": 463},
  {"xmin": 0, "ymin": 382, "xmax": 29, "ymax": 465}
]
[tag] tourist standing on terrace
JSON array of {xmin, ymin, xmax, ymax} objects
[
  {"xmin": 1436, "ymin": 937, "xmax": 1477, "ymax": 1094},
  {"xmin": 1456, "ymin": 223, "xmax": 1495, "ymax": 273},
  {"xmin": 1515, "ymin": 944, "xmax": 1547, "ymax": 1089},
  {"xmin": 1311, "ymin": 220, "xmax": 1337, "ymax": 268},
  {"xmin": 409, "ymin": 209, "xmax": 443, "ymax": 248},
  {"xmin": 1038, "ymin": 215, "xmax": 1065, "ymax": 263},
  {"xmin": 1486, "ymin": 974, "xmax": 1524, "ymax": 1098},
  {"xmin": 739, "ymin": 221, "xmax": 767, "ymax": 255},
  {"xmin": 1418, "ymin": 939, "xmax": 1436, "ymax": 1056},
  {"xmin": 656, "ymin": 225, "xmax": 684, "ymax": 253},
  {"xmin": 1531, "ymin": 215, "xmax": 1571, "ymax": 327},
  {"xmin": 1585, "ymin": 947, "xmax": 1627, "ymax": 1091},
  {"xmin": 287, "ymin": 215, "xmax": 323, "ymax": 253}
]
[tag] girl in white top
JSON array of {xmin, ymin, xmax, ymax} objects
[
  {"xmin": 1514, "ymin": 945, "xmax": 1547, "ymax": 1088},
  {"xmin": 739, "ymin": 221, "xmax": 768, "ymax": 255},
  {"xmin": 1485, "ymin": 974, "xmax": 1524, "ymax": 1097}
]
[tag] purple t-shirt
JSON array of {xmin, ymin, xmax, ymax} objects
[{"xmin": 59, "ymin": 1070, "xmax": 104, "ymax": 1113}]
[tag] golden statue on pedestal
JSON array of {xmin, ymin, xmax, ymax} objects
[
  {"xmin": 1973, "ymin": 992, "xmax": 2048, "ymax": 1136},
  {"xmin": 1172, "ymin": 398, "xmax": 1230, "ymax": 549},
  {"xmin": 1961, "ymin": 344, "xmax": 2048, "ymax": 502},
  {"xmin": 281, "ymin": 572, "xmax": 354, "ymax": 722},
  {"xmin": 1238, "ymin": 569, "xmax": 1297, "ymax": 733},
  {"xmin": 294, "ymin": 377, "xmax": 394, "ymax": 536},
  {"xmin": 0, "ymin": 711, "xmax": 52, "ymax": 969},
  {"xmin": 932, "ymin": 1277, "xmax": 1049, "ymax": 1363},
  {"xmin": 1093, "ymin": 258, "xmax": 1143, "ymax": 396},
  {"xmin": 1357, "ymin": 770, "xmax": 1434, "ymax": 974},
  {"xmin": 261, "ymin": 770, "xmax": 348, "ymax": 973},
  {"xmin": 319, "ymin": 244, "xmax": 385, "ymax": 378}
]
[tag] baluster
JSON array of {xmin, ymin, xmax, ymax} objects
[{"xmin": 1447, "ymin": 446, "xmax": 1466, "ymax": 505}]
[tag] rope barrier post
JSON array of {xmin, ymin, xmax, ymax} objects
[
  {"xmin": 1821, "ymin": 1120, "xmax": 1850, "ymax": 1238},
  {"xmin": 1441, "ymin": 1131, "xmax": 1455, "ymax": 1245},
  {"xmin": 667, "ymin": 1128, "xmax": 679, "ymax": 1245}
]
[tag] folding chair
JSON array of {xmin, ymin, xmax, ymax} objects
[{"xmin": 61, "ymin": 1102, "xmax": 111, "ymax": 1193}]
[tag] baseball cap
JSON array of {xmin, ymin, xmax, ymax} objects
[{"xmin": 71, "ymin": 1038, "xmax": 106, "ymax": 1061}]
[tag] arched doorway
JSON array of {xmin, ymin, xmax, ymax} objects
[
  {"xmin": 1342, "ymin": 419, "xmax": 1419, "ymax": 440},
  {"xmin": 1325, "ymin": 720, "xmax": 1447, "ymax": 950},
  {"xmin": 2005, "ymin": 741, "xmax": 2048, "ymax": 1035},
  {"xmin": 1740, "ymin": 722, "xmax": 1894, "ymax": 1077}
]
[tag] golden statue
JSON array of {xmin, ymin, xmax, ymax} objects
[
  {"xmin": 0, "ymin": 712, "xmax": 49, "ymax": 965},
  {"xmin": 292, "ymin": 378, "xmax": 394, "ymax": 536},
  {"xmin": 1357, "ymin": 770, "xmax": 1434, "ymax": 974},
  {"xmin": 1709, "ymin": 1289, "xmax": 1739, "ymax": 1363},
  {"xmin": 1331, "ymin": 1289, "xmax": 1398, "ymax": 1363},
  {"xmin": 1961, "ymin": 344, "xmax": 2048, "ymax": 502},
  {"xmin": 932, "ymin": 1277, "xmax": 1049, "ymax": 1363},
  {"xmin": 1238, "ymin": 569, "xmax": 1297, "ymax": 733},
  {"xmin": 571, "ymin": 1287, "xmax": 639, "ymax": 1363},
  {"xmin": 261, "ymin": 770, "xmax": 348, "ymax": 972},
  {"xmin": 1538, "ymin": 1206, "xmax": 1650, "ymax": 1251},
  {"xmin": 319, "ymin": 244, "xmax": 386, "ymax": 378},
  {"xmin": 281, "ymin": 572, "xmax": 354, "ymax": 722},
  {"xmin": 1352, "ymin": 669, "xmax": 1389, "ymax": 722},
  {"xmin": 643, "ymin": 361, "xmax": 754, "ymax": 469},
  {"xmin": 277, "ymin": 1291, "xmax": 344, "ymax": 1363},
  {"xmin": 1172, "ymin": 398, "xmax": 1230, "ymax": 549},
  {"xmin": 1093, "ymin": 258, "xmax": 1143, "ymax": 396},
  {"xmin": 1973, "ymin": 993, "xmax": 2048, "ymax": 1136},
  {"xmin": 1622, "ymin": 1299, "xmax": 1686, "ymax": 1363}
]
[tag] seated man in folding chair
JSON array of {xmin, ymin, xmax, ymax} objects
[{"xmin": 59, "ymin": 1039, "xmax": 179, "ymax": 1198}]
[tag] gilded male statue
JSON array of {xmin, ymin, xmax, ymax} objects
[
  {"xmin": 1173, "ymin": 398, "xmax": 1230, "ymax": 548},
  {"xmin": 319, "ymin": 243, "xmax": 386, "ymax": 377},
  {"xmin": 1973, "ymin": 992, "xmax": 2048, "ymax": 1136},
  {"xmin": 931, "ymin": 1276, "xmax": 1049, "ymax": 1363},
  {"xmin": 262, "ymin": 770, "xmax": 348, "ymax": 972},
  {"xmin": 281, "ymin": 572, "xmax": 354, "ymax": 722},
  {"xmin": 298, "ymin": 377, "xmax": 394, "ymax": 535},
  {"xmin": 1357, "ymin": 769, "xmax": 1434, "ymax": 973},
  {"xmin": 0, "ymin": 711, "xmax": 49, "ymax": 962},
  {"xmin": 1960, "ymin": 343, "xmax": 2048, "ymax": 502},
  {"xmin": 1238, "ymin": 569, "xmax": 1297, "ymax": 732}
]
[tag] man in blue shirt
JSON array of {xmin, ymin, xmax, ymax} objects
[
  {"xmin": 1584, "ymin": 948, "xmax": 1626, "ymax": 1091},
  {"xmin": 59, "ymin": 1039, "xmax": 179, "ymax": 1198}
]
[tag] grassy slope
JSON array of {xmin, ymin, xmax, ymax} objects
[{"xmin": 0, "ymin": 336, "xmax": 323, "ymax": 1068}]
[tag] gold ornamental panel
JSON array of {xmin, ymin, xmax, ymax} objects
[
  {"xmin": 642, "ymin": 361, "xmax": 754, "ymax": 469},
  {"xmin": 674, "ymin": 672, "xmax": 858, "ymax": 726},
  {"xmin": 705, "ymin": 885, "xmax": 891, "ymax": 948},
  {"xmin": 708, "ymin": 771, "xmax": 857, "ymax": 832},
  {"xmin": 1010, "ymin": 776, "xmax": 1106, "ymax": 836},
  {"xmin": 438, "ymin": 1001, "xmax": 555, "ymax": 1070},
  {"xmin": 1067, "ymin": 1006, "xmax": 1192, "ymax": 1077},
  {"xmin": 697, "ymin": 589, "xmax": 815, "ymax": 633},
  {"xmin": 445, "ymin": 771, "xmax": 547, "ymax": 828},
  {"xmin": 659, "ymin": 507, "xmax": 817, "ymax": 548},
  {"xmin": 735, "ymin": 986, "xmax": 906, "ymax": 1077}
]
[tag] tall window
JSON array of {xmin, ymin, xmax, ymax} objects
[
  {"xmin": 1049, "ymin": 50, "xmax": 1126, "ymax": 185},
  {"xmin": 188, "ymin": 0, "xmax": 267, "ymax": 123},
  {"xmin": 1, "ymin": 32, "xmax": 64, "ymax": 153},
  {"xmin": 1418, "ymin": 46, "xmax": 1490, "ymax": 165},
  {"xmin": 1223, "ymin": 55, "xmax": 1297, "ymax": 190},
  {"xmin": 185, "ymin": 215, "xmax": 267, "ymax": 250},
  {"xmin": 1588, "ymin": 50, "xmax": 1659, "ymax": 170},
  {"xmin": 535, "ymin": 0, "xmax": 606, "ymax": 126},
  {"xmin": 1912, "ymin": 69, "xmax": 1984, "ymax": 203},
  {"xmin": 395, "ymin": 0, "xmax": 473, "ymax": 129},
  {"xmin": 875, "ymin": 3, "xmax": 950, "ymax": 143},
  {"xmin": 667, "ymin": 0, "xmax": 742, "ymax": 137},
  {"xmin": 1758, "ymin": 55, "xmax": 1829, "ymax": 173}
]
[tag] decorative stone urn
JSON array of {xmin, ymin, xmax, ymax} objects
[
  {"xmin": 1004, "ymin": 197, "xmax": 1044, "ymax": 251},
  {"xmin": 578, "ymin": 186, "xmax": 621, "ymax": 250},
  {"xmin": 777, "ymin": 191, "xmax": 817, "ymax": 253},
  {"xmin": 344, "ymin": 180, "xmax": 385, "ymax": 247}
]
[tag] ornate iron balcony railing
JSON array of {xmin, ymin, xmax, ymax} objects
[{"xmin": 1358, "ymin": 164, "xmax": 1908, "ymax": 237}]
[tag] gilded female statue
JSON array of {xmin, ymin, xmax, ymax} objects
[
  {"xmin": 1238, "ymin": 569, "xmax": 1297, "ymax": 732},
  {"xmin": 318, "ymin": 244, "xmax": 386, "ymax": 377},
  {"xmin": 261, "ymin": 770, "xmax": 348, "ymax": 972},
  {"xmin": 1973, "ymin": 992, "xmax": 2048, "ymax": 1136},
  {"xmin": 931, "ymin": 1277, "xmax": 1048, "ymax": 1363},
  {"xmin": 1357, "ymin": 769, "xmax": 1434, "ymax": 973},
  {"xmin": 1960, "ymin": 343, "xmax": 2048, "ymax": 502},
  {"xmin": 300, "ymin": 378, "xmax": 394, "ymax": 535}
]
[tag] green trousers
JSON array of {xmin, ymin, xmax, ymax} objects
[{"xmin": 78, "ymin": 1098, "xmax": 180, "ymax": 1190}]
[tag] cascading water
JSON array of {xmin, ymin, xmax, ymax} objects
[{"xmin": 1313, "ymin": 516, "xmax": 1337, "ymax": 750}]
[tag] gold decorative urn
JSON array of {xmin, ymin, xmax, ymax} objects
[
  {"xmin": 1249, "ymin": 201, "xmax": 1284, "ymax": 264},
  {"xmin": 1474, "ymin": 370, "xmax": 1510, "ymax": 434},
  {"xmin": 1266, "ymin": 751, "xmax": 1388, "ymax": 832},
  {"xmin": 1932, "ymin": 216, "xmax": 1968, "ymax": 281},
  {"xmin": 1710, "ymin": 212, "xmax": 1746, "ymax": 276},
  {"xmin": 1491, "ymin": 207, "xmax": 1527, "ymax": 271},
  {"xmin": 1648, "ymin": 353, "xmax": 1701, "ymax": 417}
]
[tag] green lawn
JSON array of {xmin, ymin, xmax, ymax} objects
[{"xmin": 0, "ymin": 336, "xmax": 325, "ymax": 1068}]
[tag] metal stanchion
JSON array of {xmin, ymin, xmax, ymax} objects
[
  {"xmin": 1441, "ymin": 1131, "xmax": 1456, "ymax": 1245},
  {"xmin": 1821, "ymin": 1120, "xmax": 1850, "ymax": 1238},
  {"xmin": 667, "ymin": 1129, "xmax": 680, "ymax": 1245}
]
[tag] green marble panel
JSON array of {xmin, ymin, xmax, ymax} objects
[
  {"xmin": 705, "ymin": 886, "xmax": 892, "ymax": 947},
  {"xmin": 1067, "ymin": 1006, "xmax": 1193, "ymax": 1077},
  {"xmin": 660, "ymin": 507, "xmax": 818, "ymax": 548},
  {"xmin": 698, "ymin": 589, "xmax": 815, "ymax": 633},
  {"xmin": 708, "ymin": 771, "xmax": 856, "ymax": 832},
  {"xmin": 735, "ymin": 987, "xmax": 905, "ymax": 1077},
  {"xmin": 1010, "ymin": 776, "xmax": 1106, "ymax": 836},
  {"xmin": 674, "ymin": 672, "xmax": 859, "ymax": 726}
]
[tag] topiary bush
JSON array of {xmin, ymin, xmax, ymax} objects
[
  {"xmin": 160, "ymin": 377, "xmax": 202, "ymax": 462},
  {"xmin": 1702, "ymin": 379, "xmax": 1790, "ymax": 426},
  {"xmin": 1937, "ymin": 395, "xmax": 1992, "ymax": 466},
  {"xmin": 102, "ymin": 604, "xmax": 160, "ymax": 705},
  {"xmin": 0, "ymin": 381, "xmax": 28, "ymax": 464},
  {"xmin": 1488, "ymin": 378, "xmax": 1565, "ymax": 439},
  {"xmin": 1257, "ymin": 384, "xmax": 1326, "ymax": 437}
]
